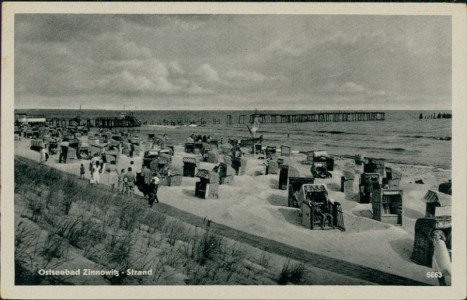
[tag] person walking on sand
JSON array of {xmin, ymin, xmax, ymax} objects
[
  {"xmin": 92, "ymin": 161, "xmax": 101, "ymax": 185},
  {"xmin": 106, "ymin": 161, "xmax": 119, "ymax": 191},
  {"xmin": 124, "ymin": 167, "xmax": 136, "ymax": 198},
  {"xmin": 147, "ymin": 176, "xmax": 160, "ymax": 207},
  {"xmin": 118, "ymin": 168, "xmax": 126, "ymax": 194},
  {"xmin": 91, "ymin": 154, "xmax": 99, "ymax": 171},
  {"xmin": 142, "ymin": 165, "xmax": 152, "ymax": 195},
  {"xmin": 100, "ymin": 153, "xmax": 107, "ymax": 174},
  {"xmin": 80, "ymin": 164, "xmax": 85, "ymax": 180},
  {"xmin": 40, "ymin": 147, "xmax": 48, "ymax": 164}
]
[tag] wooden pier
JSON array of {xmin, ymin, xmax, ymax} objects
[
  {"xmin": 249, "ymin": 111, "xmax": 385, "ymax": 124},
  {"xmin": 46, "ymin": 116, "xmax": 142, "ymax": 129}
]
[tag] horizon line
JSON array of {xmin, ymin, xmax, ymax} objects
[{"xmin": 14, "ymin": 108, "xmax": 453, "ymax": 112}]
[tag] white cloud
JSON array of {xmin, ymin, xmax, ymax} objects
[
  {"xmin": 195, "ymin": 64, "xmax": 220, "ymax": 83},
  {"xmin": 328, "ymin": 81, "xmax": 365, "ymax": 94},
  {"xmin": 187, "ymin": 83, "xmax": 213, "ymax": 95},
  {"xmin": 265, "ymin": 39, "xmax": 307, "ymax": 57},
  {"xmin": 342, "ymin": 81, "xmax": 365, "ymax": 93},
  {"xmin": 83, "ymin": 33, "xmax": 152, "ymax": 61},
  {"xmin": 374, "ymin": 90, "xmax": 386, "ymax": 96},
  {"xmin": 224, "ymin": 70, "xmax": 267, "ymax": 83},
  {"xmin": 167, "ymin": 61, "xmax": 185, "ymax": 75},
  {"xmin": 14, "ymin": 14, "xmax": 451, "ymax": 109}
]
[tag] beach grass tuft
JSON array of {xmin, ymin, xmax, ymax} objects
[{"xmin": 278, "ymin": 259, "xmax": 306, "ymax": 285}]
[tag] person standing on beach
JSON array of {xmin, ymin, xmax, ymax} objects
[
  {"xmin": 80, "ymin": 164, "xmax": 85, "ymax": 180},
  {"xmin": 40, "ymin": 147, "xmax": 48, "ymax": 164},
  {"xmin": 100, "ymin": 153, "xmax": 107, "ymax": 174},
  {"xmin": 91, "ymin": 154, "xmax": 99, "ymax": 170},
  {"xmin": 106, "ymin": 161, "xmax": 119, "ymax": 191},
  {"xmin": 91, "ymin": 161, "xmax": 100, "ymax": 185},
  {"xmin": 118, "ymin": 168, "xmax": 126, "ymax": 194},
  {"xmin": 147, "ymin": 176, "xmax": 160, "ymax": 207},
  {"xmin": 142, "ymin": 165, "xmax": 152, "ymax": 195},
  {"xmin": 124, "ymin": 167, "xmax": 136, "ymax": 198},
  {"xmin": 94, "ymin": 161, "xmax": 101, "ymax": 185}
]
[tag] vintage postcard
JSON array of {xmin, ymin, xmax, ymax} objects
[{"xmin": 1, "ymin": 2, "xmax": 466, "ymax": 299}]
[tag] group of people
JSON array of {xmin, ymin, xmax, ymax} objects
[
  {"xmin": 79, "ymin": 155, "xmax": 160, "ymax": 207},
  {"xmin": 140, "ymin": 165, "xmax": 160, "ymax": 207},
  {"xmin": 187, "ymin": 134, "xmax": 213, "ymax": 143},
  {"xmin": 36, "ymin": 131, "xmax": 164, "ymax": 208}
]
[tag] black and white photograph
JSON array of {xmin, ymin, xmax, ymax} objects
[{"xmin": 1, "ymin": 2, "xmax": 466, "ymax": 299}]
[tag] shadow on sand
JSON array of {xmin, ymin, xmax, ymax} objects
[
  {"xmin": 269, "ymin": 178, "xmax": 279, "ymax": 189},
  {"xmin": 404, "ymin": 207, "xmax": 425, "ymax": 220},
  {"xmin": 345, "ymin": 193, "xmax": 360, "ymax": 203},
  {"xmin": 278, "ymin": 207, "xmax": 301, "ymax": 226},
  {"xmin": 352, "ymin": 209, "xmax": 373, "ymax": 219},
  {"xmin": 389, "ymin": 238, "xmax": 414, "ymax": 263},
  {"xmin": 326, "ymin": 182, "xmax": 341, "ymax": 192},
  {"xmin": 266, "ymin": 194, "xmax": 288, "ymax": 206},
  {"xmin": 182, "ymin": 189, "xmax": 196, "ymax": 198}
]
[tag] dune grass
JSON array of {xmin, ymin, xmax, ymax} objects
[{"xmin": 14, "ymin": 156, "xmax": 306, "ymax": 285}]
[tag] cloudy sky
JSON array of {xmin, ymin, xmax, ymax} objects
[{"xmin": 15, "ymin": 14, "xmax": 451, "ymax": 110}]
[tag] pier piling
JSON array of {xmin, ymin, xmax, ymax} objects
[{"xmin": 249, "ymin": 111, "xmax": 385, "ymax": 124}]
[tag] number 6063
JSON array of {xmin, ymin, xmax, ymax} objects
[{"xmin": 426, "ymin": 272, "xmax": 442, "ymax": 278}]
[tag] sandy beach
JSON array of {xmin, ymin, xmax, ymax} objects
[{"xmin": 14, "ymin": 135, "xmax": 451, "ymax": 285}]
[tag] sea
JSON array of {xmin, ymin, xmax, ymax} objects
[{"xmin": 15, "ymin": 109, "xmax": 452, "ymax": 169}]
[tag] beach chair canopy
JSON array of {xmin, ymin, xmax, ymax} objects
[
  {"xmin": 195, "ymin": 169, "xmax": 219, "ymax": 183},
  {"xmin": 381, "ymin": 190, "xmax": 403, "ymax": 204},
  {"xmin": 301, "ymin": 184, "xmax": 329, "ymax": 205},
  {"xmin": 361, "ymin": 173, "xmax": 380, "ymax": 182},
  {"xmin": 144, "ymin": 150, "xmax": 159, "ymax": 158},
  {"xmin": 91, "ymin": 143, "xmax": 105, "ymax": 149},
  {"xmin": 313, "ymin": 151, "xmax": 328, "ymax": 158},
  {"xmin": 159, "ymin": 149, "xmax": 171, "ymax": 155},
  {"xmin": 196, "ymin": 169, "xmax": 210, "ymax": 179},
  {"xmin": 314, "ymin": 162, "xmax": 327, "ymax": 169},
  {"xmin": 303, "ymin": 184, "xmax": 327, "ymax": 193},
  {"xmin": 424, "ymin": 190, "xmax": 452, "ymax": 208},
  {"xmin": 183, "ymin": 157, "xmax": 198, "ymax": 164},
  {"xmin": 157, "ymin": 157, "xmax": 170, "ymax": 165}
]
